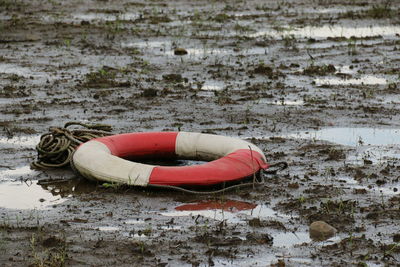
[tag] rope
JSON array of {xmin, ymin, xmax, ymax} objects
[{"xmin": 31, "ymin": 122, "xmax": 112, "ymax": 169}]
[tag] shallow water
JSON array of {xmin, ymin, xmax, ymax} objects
[
  {"xmin": 0, "ymin": 180, "xmax": 66, "ymax": 210},
  {"xmin": 259, "ymin": 98, "xmax": 304, "ymax": 106},
  {"xmin": 73, "ymin": 12, "xmax": 139, "ymax": 22},
  {"xmin": 201, "ymin": 80, "xmax": 225, "ymax": 91},
  {"xmin": 272, "ymin": 231, "xmax": 311, "ymax": 247},
  {"xmin": 0, "ymin": 135, "xmax": 40, "ymax": 148},
  {"xmin": 162, "ymin": 200, "xmax": 292, "ymax": 224},
  {"xmin": 251, "ymin": 24, "xmax": 400, "ymax": 39},
  {"xmin": 287, "ymin": 128, "xmax": 400, "ymax": 147},
  {"xmin": 314, "ymin": 76, "xmax": 387, "ymax": 86}
]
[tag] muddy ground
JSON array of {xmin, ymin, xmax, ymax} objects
[{"xmin": 1, "ymin": 0, "xmax": 400, "ymax": 266}]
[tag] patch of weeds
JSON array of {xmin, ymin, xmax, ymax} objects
[
  {"xmin": 101, "ymin": 182, "xmax": 123, "ymax": 190},
  {"xmin": 303, "ymin": 64, "xmax": 336, "ymax": 76},
  {"xmin": 347, "ymin": 38, "xmax": 357, "ymax": 55},
  {"xmin": 365, "ymin": 3, "xmax": 395, "ymax": 19},
  {"xmin": 0, "ymin": 85, "xmax": 31, "ymax": 97},
  {"xmin": 234, "ymin": 23, "xmax": 253, "ymax": 33},
  {"xmin": 282, "ymin": 34, "xmax": 297, "ymax": 50},
  {"xmin": 213, "ymin": 13, "xmax": 231, "ymax": 23},
  {"xmin": 162, "ymin": 73, "xmax": 187, "ymax": 83},
  {"xmin": 131, "ymin": 241, "xmax": 154, "ymax": 256},
  {"xmin": 148, "ymin": 15, "xmax": 171, "ymax": 24},
  {"xmin": 7, "ymin": 73, "xmax": 24, "ymax": 82},
  {"xmin": 63, "ymin": 39, "xmax": 71, "ymax": 48},
  {"xmin": 214, "ymin": 90, "xmax": 235, "ymax": 105},
  {"xmin": 326, "ymin": 147, "xmax": 345, "ymax": 161},
  {"xmin": 30, "ymin": 233, "xmax": 67, "ymax": 267},
  {"xmin": 251, "ymin": 62, "xmax": 284, "ymax": 79},
  {"xmin": 104, "ymin": 18, "xmax": 123, "ymax": 39},
  {"xmin": 81, "ymin": 68, "xmax": 130, "ymax": 88},
  {"xmin": 0, "ymin": 0, "xmax": 24, "ymax": 11}
]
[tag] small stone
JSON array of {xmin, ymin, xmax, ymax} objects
[
  {"xmin": 309, "ymin": 221, "xmax": 337, "ymax": 241},
  {"xmin": 174, "ymin": 48, "xmax": 188, "ymax": 55}
]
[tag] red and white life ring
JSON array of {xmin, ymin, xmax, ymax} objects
[{"xmin": 72, "ymin": 132, "xmax": 269, "ymax": 187}]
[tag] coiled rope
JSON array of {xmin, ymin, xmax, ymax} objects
[{"xmin": 31, "ymin": 122, "xmax": 113, "ymax": 169}]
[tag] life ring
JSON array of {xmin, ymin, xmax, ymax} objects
[{"xmin": 72, "ymin": 132, "xmax": 269, "ymax": 187}]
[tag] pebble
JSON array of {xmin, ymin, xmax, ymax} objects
[{"xmin": 309, "ymin": 221, "xmax": 337, "ymax": 241}]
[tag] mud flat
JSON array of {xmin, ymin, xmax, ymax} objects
[{"xmin": 1, "ymin": 0, "xmax": 400, "ymax": 266}]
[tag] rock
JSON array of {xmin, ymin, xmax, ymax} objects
[
  {"xmin": 309, "ymin": 221, "xmax": 336, "ymax": 241},
  {"xmin": 174, "ymin": 48, "xmax": 188, "ymax": 55}
]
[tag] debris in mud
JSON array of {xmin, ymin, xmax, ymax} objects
[
  {"xmin": 303, "ymin": 64, "xmax": 336, "ymax": 76},
  {"xmin": 251, "ymin": 63, "xmax": 284, "ymax": 79},
  {"xmin": 81, "ymin": 68, "xmax": 130, "ymax": 88},
  {"xmin": 162, "ymin": 73, "xmax": 186, "ymax": 83},
  {"xmin": 309, "ymin": 221, "xmax": 337, "ymax": 241}
]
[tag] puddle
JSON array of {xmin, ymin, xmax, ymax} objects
[
  {"xmin": 272, "ymin": 232, "xmax": 311, "ymax": 247},
  {"xmin": 336, "ymin": 65, "xmax": 356, "ymax": 75},
  {"xmin": 0, "ymin": 63, "xmax": 51, "ymax": 80},
  {"xmin": 287, "ymin": 128, "xmax": 400, "ymax": 147},
  {"xmin": 37, "ymin": 177, "xmax": 97, "ymax": 197},
  {"xmin": 166, "ymin": 48, "xmax": 229, "ymax": 58},
  {"xmin": 259, "ymin": 99, "xmax": 304, "ymax": 106},
  {"xmin": 301, "ymin": 7, "xmax": 369, "ymax": 14},
  {"xmin": 159, "ymin": 225, "xmax": 182, "ymax": 230},
  {"xmin": 201, "ymin": 81, "xmax": 224, "ymax": 91},
  {"xmin": 0, "ymin": 63, "xmax": 33, "ymax": 77},
  {"xmin": 72, "ymin": 12, "xmax": 139, "ymax": 22},
  {"xmin": 251, "ymin": 25, "xmax": 400, "ymax": 39},
  {"xmin": 125, "ymin": 219, "xmax": 145, "ymax": 225},
  {"xmin": 122, "ymin": 41, "xmax": 229, "ymax": 59},
  {"xmin": 122, "ymin": 40, "xmax": 171, "ymax": 49},
  {"xmin": 1, "ymin": 166, "xmax": 37, "ymax": 179},
  {"xmin": 0, "ymin": 180, "xmax": 67, "ymax": 210},
  {"xmin": 98, "ymin": 226, "xmax": 120, "ymax": 231},
  {"xmin": 162, "ymin": 200, "xmax": 291, "ymax": 224},
  {"xmin": 314, "ymin": 76, "xmax": 387, "ymax": 86},
  {"xmin": 0, "ymin": 135, "xmax": 40, "ymax": 148},
  {"xmin": 286, "ymin": 127, "xmax": 400, "ymax": 172},
  {"xmin": 338, "ymin": 176, "xmax": 359, "ymax": 185}
]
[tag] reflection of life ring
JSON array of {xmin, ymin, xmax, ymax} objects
[{"xmin": 72, "ymin": 132, "xmax": 269, "ymax": 187}]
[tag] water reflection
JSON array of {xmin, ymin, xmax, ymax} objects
[
  {"xmin": 251, "ymin": 25, "xmax": 400, "ymax": 39},
  {"xmin": 286, "ymin": 128, "xmax": 400, "ymax": 146},
  {"xmin": 0, "ymin": 180, "xmax": 67, "ymax": 210},
  {"xmin": 314, "ymin": 76, "xmax": 387, "ymax": 86},
  {"xmin": 162, "ymin": 200, "xmax": 291, "ymax": 223},
  {"xmin": 0, "ymin": 135, "xmax": 40, "ymax": 148}
]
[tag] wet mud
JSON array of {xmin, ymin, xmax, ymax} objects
[{"xmin": 1, "ymin": 0, "xmax": 400, "ymax": 266}]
